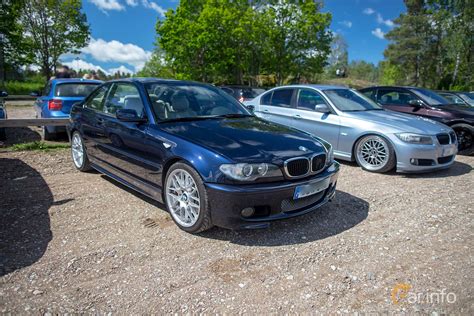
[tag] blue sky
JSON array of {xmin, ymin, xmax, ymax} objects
[{"xmin": 61, "ymin": 0, "xmax": 405, "ymax": 74}]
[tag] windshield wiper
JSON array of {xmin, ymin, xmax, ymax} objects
[{"xmin": 213, "ymin": 113, "xmax": 253, "ymax": 118}]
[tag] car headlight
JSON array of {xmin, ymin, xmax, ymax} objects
[
  {"xmin": 219, "ymin": 163, "xmax": 282, "ymax": 181},
  {"xmin": 395, "ymin": 133, "xmax": 433, "ymax": 145},
  {"xmin": 326, "ymin": 145, "xmax": 334, "ymax": 165}
]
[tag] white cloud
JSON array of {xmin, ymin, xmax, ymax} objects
[
  {"xmin": 142, "ymin": 0, "xmax": 166, "ymax": 17},
  {"xmin": 126, "ymin": 0, "xmax": 138, "ymax": 6},
  {"xmin": 89, "ymin": 0, "xmax": 125, "ymax": 11},
  {"xmin": 82, "ymin": 38, "xmax": 152, "ymax": 71},
  {"xmin": 376, "ymin": 13, "xmax": 394, "ymax": 27},
  {"xmin": 109, "ymin": 65, "xmax": 134, "ymax": 75},
  {"xmin": 371, "ymin": 28, "xmax": 385, "ymax": 39},
  {"xmin": 363, "ymin": 8, "xmax": 375, "ymax": 15},
  {"xmin": 62, "ymin": 59, "xmax": 110, "ymax": 74},
  {"xmin": 338, "ymin": 20, "xmax": 352, "ymax": 28}
]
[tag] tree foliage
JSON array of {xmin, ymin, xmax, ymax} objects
[
  {"xmin": 153, "ymin": 0, "xmax": 332, "ymax": 85},
  {"xmin": 384, "ymin": 0, "xmax": 473, "ymax": 90},
  {"xmin": 20, "ymin": 0, "xmax": 90, "ymax": 81}
]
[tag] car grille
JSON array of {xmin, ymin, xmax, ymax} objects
[
  {"xmin": 437, "ymin": 133, "xmax": 450, "ymax": 145},
  {"xmin": 281, "ymin": 191, "xmax": 325, "ymax": 213},
  {"xmin": 285, "ymin": 158, "xmax": 309, "ymax": 177},
  {"xmin": 311, "ymin": 154, "xmax": 326, "ymax": 173}
]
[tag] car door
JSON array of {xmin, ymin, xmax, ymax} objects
[
  {"xmin": 256, "ymin": 88, "xmax": 296, "ymax": 127},
  {"xmin": 291, "ymin": 88, "xmax": 341, "ymax": 149},
  {"xmin": 80, "ymin": 84, "xmax": 111, "ymax": 159},
  {"xmin": 376, "ymin": 88, "xmax": 428, "ymax": 116},
  {"xmin": 96, "ymin": 82, "xmax": 162, "ymax": 190}
]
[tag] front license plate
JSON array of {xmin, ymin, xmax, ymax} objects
[
  {"xmin": 442, "ymin": 147, "xmax": 455, "ymax": 157},
  {"xmin": 293, "ymin": 177, "xmax": 330, "ymax": 200}
]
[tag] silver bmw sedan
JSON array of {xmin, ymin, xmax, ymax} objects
[{"xmin": 244, "ymin": 85, "xmax": 458, "ymax": 173}]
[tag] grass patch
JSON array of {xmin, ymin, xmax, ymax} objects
[
  {"xmin": 10, "ymin": 141, "xmax": 70, "ymax": 152},
  {"xmin": 4, "ymin": 81, "xmax": 45, "ymax": 95}
]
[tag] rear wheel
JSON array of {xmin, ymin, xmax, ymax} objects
[
  {"xmin": 452, "ymin": 124, "xmax": 474, "ymax": 156},
  {"xmin": 355, "ymin": 135, "xmax": 396, "ymax": 173},
  {"xmin": 71, "ymin": 131, "xmax": 92, "ymax": 171},
  {"xmin": 164, "ymin": 162, "xmax": 213, "ymax": 233},
  {"xmin": 43, "ymin": 126, "xmax": 56, "ymax": 141}
]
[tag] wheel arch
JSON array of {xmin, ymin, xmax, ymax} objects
[{"xmin": 351, "ymin": 132, "xmax": 398, "ymax": 162}]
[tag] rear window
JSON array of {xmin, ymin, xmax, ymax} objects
[{"xmin": 54, "ymin": 83, "xmax": 99, "ymax": 97}]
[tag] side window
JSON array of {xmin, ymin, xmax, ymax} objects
[
  {"xmin": 261, "ymin": 91, "xmax": 273, "ymax": 105},
  {"xmin": 297, "ymin": 89, "xmax": 328, "ymax": 111},
  {"xmin": 377, "ymin": 90, "xmax": 417, "ymax": 105},
  {"xmin": 104, "ymin": 83, "xmax": 145, "ymax": 117},
  {"xmin": 269, "ymin": 89, "xmax": 293, "ymax": 107},
  {"xmin": 361, "ymin": 89, "xmax": 375, "ymax": 100},
  {"xmin": 43, "ymin": 82, "xmax": 52, "ymax": 96},
  {"xmin": 84, "ymin": 85, "xmax": 109, "ymax": 112}
]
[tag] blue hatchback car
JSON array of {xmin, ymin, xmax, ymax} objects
[
  {"xmin": 68, "ymin": 78, "xmax": 340, "ymax": 233},
  {"xmin": 34, "ymin": 78, "xmax": 102, "ymax": 139}
]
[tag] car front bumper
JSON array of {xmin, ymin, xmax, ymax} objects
[
  {"xmin": 204, "ymin": 162, "xmax": 340, "ymax": 230},
  {"xmin": 389, "ymin": 136, "xmax": 458, "ymax": 173}
]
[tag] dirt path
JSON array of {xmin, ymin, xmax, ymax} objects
[{"xmin": 0, "ymin": 148, "xmax": 472, "ymax": 314}]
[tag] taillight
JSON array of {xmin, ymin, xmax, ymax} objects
[{"xmin": 48, "ymin": 99, "xmax": 62, "ymax": 110}]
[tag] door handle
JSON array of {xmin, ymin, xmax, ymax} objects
[
  {"xmin": 293, "ymin": 114, "xmax": 302, "ymax": 119},
  {"xmin": 263, "ymin": 109, "xmax": 269, "ymax": 112}
]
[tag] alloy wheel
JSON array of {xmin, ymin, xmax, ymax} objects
[
  {"xmin": 71, "ymin": 133, "xmax": 84, "ymax": 168},
  {"xmin": 356, "ymin": 136, "xmax": 389, "ymax": 171},
  {"xmin": 165, "ymin": 169, "xmax": 201, "ymax": 227}
]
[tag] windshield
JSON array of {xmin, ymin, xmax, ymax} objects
[
  {"xmin": 411, "ymin": 88, "xmax": 450, "ymax": 105},
  {"xmin": 324, "ymin": 89, "xmax": 383, "ymax": 111},
  {"xmin": 458, "ymin": 93, "xmax": 474, "ymax": 106},
  {"xmin": 54, "ymin": 83, "xmax": 99, "ymax": 97},
  {"xmin": 145, "ymin": 83, "xmax": 251, "ymax": 121},
  {"xmin": 439, "ymin": 93, "xmax": 466, "ymax": 105}
]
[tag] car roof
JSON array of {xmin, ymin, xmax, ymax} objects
[
  {"xmin": 360, "ymin": 85, "xmax": 423, "ymax": 90},
  {"xmin": 269, "ymin": 84, "xmax": 349, "ymax": 90},
  {"xmin": 107, "ymin": 77, "xmax": 201, "ymax": 85},
  {"xmin": 52, "ymin": 78, "xmax": 103, "ymax": 84}
]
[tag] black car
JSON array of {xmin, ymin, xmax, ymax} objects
[
  {"xmin": 437, "ymin": 91, "xmax": 474, "ymax": 107},
  {"xmin": 220, "ymin": 85, "xmax": 266, "ymax": 102},
  {"xmin": 360, "ymin": 86, "xmax": 474, "ymax": 155},
  {"xmin": 68, "ymin": 78, "xmax": 339, "ymax": 233}
]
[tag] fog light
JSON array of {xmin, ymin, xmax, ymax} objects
[
  {"xmin": 241, "ymin": 207, "xmax": 255, "ymax": 218},
  {"xmin": 410, "ymin": 158, "xmax": 417, "ymax": 165}
]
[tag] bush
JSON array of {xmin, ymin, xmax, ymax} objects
[{"xmin": 4, "ymin": 81, "xmax": 45, "ymax": 95}]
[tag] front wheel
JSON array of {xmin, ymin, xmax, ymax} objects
[
  {"xmin": 355, "ymin": 135, "xmax": 396, "ymax": 173},
  {"xmin": 71, "ymin": 131, "xmax": 92, "ymax": 171},
  {"xmin": 452, "ymin": 124, "xmax": 474, "ymax": 156},
  {"xmin": 164, "ymin": 162, "xmax": 213, "ymax": 233}
]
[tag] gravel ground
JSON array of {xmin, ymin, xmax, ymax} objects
[{"xmin": 0, "ymin": 105, "xmax": 473, "ymax": 314}]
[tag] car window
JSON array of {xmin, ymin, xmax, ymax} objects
[
  {"xmin": 261, "ymin": 91, "xmax": 272, "ymax": 105},
  {"xmin": 297, "ymin": 89, "xmax": 328, "ymax": 111},
  {"xmin": 84, "ymin": 85, "xmax": 109, "ymax": 112},
  {"xmin": 324, "ymin": 89, "xmax": 382, "ymax": 111},
  {"xmin": 377, "ymin": 90, "xmax": 417, "ymax": 105},
  {"xmin": 361, "ymin": 89, "xmax": 375, "ymax": 100},
  {"xmin": 439, "ymin": 93, "xmax": 465, "ymax": 105},
  {"xmin": 269, "ymin": 89, "xmax": 293, "ymax": 107},
  {"xmin": 54, "ymin": 83, "xmax": 99, "ymax": 97},
  {"xmin": 410, "ymin": 88, "xmax": 450, "ymax": 105},
  {"xmin": 104, "ymin": 83, "xmax": 145, "ymax": 117},
  {"xmin": 145, "ymin": 83, "xmax": 249, "ymax": 121}
]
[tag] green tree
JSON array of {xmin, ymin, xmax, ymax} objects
[
  {"xmin": 20, "ymin": 0, "xmax": 90, "ymax": 81},
  {"xmin": 347, "ymin": 60, "xmax": 379, "ymax": 82},
  {"xmin": 137, "ymin": 48, "xmax": 174, "ymax": 78}
]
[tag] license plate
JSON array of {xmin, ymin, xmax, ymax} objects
[
  {"xmin": 293, "ymin": 177, "xmax": 330, "ymax": 200},
  {"xmin": 442, "ymin": 147, "xmax": 455, "ymax": 157}
]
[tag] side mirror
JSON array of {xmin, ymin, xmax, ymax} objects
[
  {"xmin": 314, "ymin": 104, "xmax": 330, "ymax": 113},
  {"xmin": 408, "ymin": 99, "xmax": 424, "ymax": 108},
  {"xmin": 30, "ymin": 91, "xmax": 40, "ymax": 97},
  {"xmin": 116, "ymin": 109, "xmax": 147, "ymax": 123},
  {"xmin": 0, "ymin": 91, "xmax": 8, "ymax": 98}
]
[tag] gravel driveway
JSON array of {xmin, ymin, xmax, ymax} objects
[{"xmin": 0, "ymin": 146, "xmax": 472, "ymax": 314}]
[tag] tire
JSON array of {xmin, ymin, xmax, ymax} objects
[
  {"xmin": 354, "ymin": 135, "xmax": 396, "ymax": 173},
  {"xmin": 71, "ymin": 131, "xmax": 92, "ymax": 172},
  {"xmin": 452, "ymin": 124, "xmax": 474, "ymax": 156},
  {"xmin": 164, "ymin": 162, "xmax": 213, "ymax": 233},
  {"xmin": 0, "ymin": 128, "xmax": 5, "ymax": 141},
  {"xmin": 43, "ymin": 126, "xmax": 56, "ymax": 141}
]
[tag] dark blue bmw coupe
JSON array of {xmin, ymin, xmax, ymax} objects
[{"xmin": 68, "ymin": 78, "xmax": 340, "ymax": 233}]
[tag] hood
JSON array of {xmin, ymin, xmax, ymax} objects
[
  {"xmin": 342, "ymin": 110, "xmax": 453, "ymax": 134},
  {"xmin": 158, "ymin": 117, "xmax": 326, "ymax": 163},
  {"xmin": 430, "ymin": 104, "xmax": 474, "ymax": 119}
]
